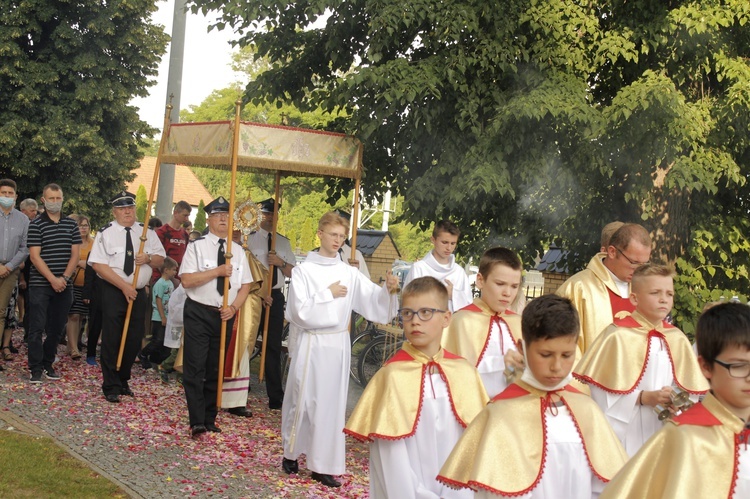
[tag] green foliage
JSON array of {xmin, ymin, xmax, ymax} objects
[
  {"xmin": 0, "ymin": 0, "xmax": 169, "ymax": 229},
  {"xmin": 194, "ymin": 200, "xmax": 207, "ymax": 232},
  {"xmin": 189, "ymin": 0, "xmax": 750, "ymax": 332},
  {"xmin": 135, "ymin": 185, "xmax": 148, "ymax": 223}
]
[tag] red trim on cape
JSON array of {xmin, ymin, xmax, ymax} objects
[
  {"xmin": 462, "ymin": 303, "xmax": 483, "ymax": 313},
  {"xmin": 607, "ymin": 288, "xmax": 635, "ymax": 317},
  {"xmin": 442, "ymin": 349, "xmax": 463, "ymax": 360},
  {"xmin": 672, "ymin": 402, "xmax": 722, "ymax": 426},
  {"xmin": 492, "ymin": 383, "xmax": 530, "ymax": 401},
  {"xmin": 222, "ymin": 317, "xmax": 240, "ymax": 378},
  {"xmin": 613, "ymin": 315, "xmax": 641, "ymax": 328},
  {"xmin": 385, "ymin": 348, "xmax": 414, "ymax": 365},
  {"xmin": 561, "ymin": 396, "xmax": 609, "ymax": 483}
]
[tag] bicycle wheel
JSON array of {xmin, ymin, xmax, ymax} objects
[
  {"xmin": 357, "ymin": 335, "xmax": 402, "ymax": 387},
  {"xmin": 350, "ymin": 329, "xmax": 380, "ymax": 385}
]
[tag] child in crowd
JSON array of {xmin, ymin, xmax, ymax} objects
[
  {"xmin": 438, "ymin": 295, "xmax": 627, "ymax": 498},
  {"xmin": 160, "ymin": 284, "xmax": 186, "ymax": 384},
  {"xmin": 601, "ymin": 302, "xmax": 750, "ymax": 498},
  {"xmin": 403, "ymin": 220, "xmax": 472, "ymax": 312},
  {"xmin": 345, "ymin": 276, "xmax": 488, "ymax": 498},
  {"xmin": 140, "ymin": 257, "xmax": 177, "ymax": 367},
  {"xmin": 442, "ymin": 247, "xmax": 524, "ymax": 398},
  {"xmin": 574, "ymin": 264, "xmax": 708, "ymax": 456},
  {"xmin": 281, "ymin": 212, "xmax": 399, "ymax": 488}
]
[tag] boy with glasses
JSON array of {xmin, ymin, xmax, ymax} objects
[
  {"xmin": 281, "ymin": 211, "xmax": 399, "ymax": 488},
  {"xmin": 575, "ymin": 264, "xmax": 708, "ymax": 456},
  {"xmin": 601, "ymin": 301, "xmax": 750, "ymax": 498},
  {"xmin": 346, "ymin": 276, "xmax": 488, "ymax": 498}
]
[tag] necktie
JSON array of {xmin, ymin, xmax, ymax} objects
[
  {"xmin": 268, "ymin": 233, "xmax": 278, "ymax": 287},
  {"xmin": 217, "ymin": 238, "xmax": 226, "ymax": 295},
  {"xmin": 124, "ymin": 227, "xmax": 134, "ymax": 276}
]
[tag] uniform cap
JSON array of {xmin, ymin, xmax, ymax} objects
[
  {"xmin": 204, "ymin": 196, "xmax": 230, "ymax": 214},
  {"xmin": 110, "ymin": 191, "xmax": 136, "ymax": 207}
]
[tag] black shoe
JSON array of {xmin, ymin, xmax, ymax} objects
[
  {"xmin": 269, "ymin": 400, "xmax": 283, "ymax": 410},
  {"xmin": 44, "ymin": 368, "xmax": 61, "ymax": 380},
  {"xmin": 105, "ymin": 394, "xmax": 121, "ymax": 403},
  {"xmin": 29, "ymin": 372, "xmax": 42, "ymax": 384},
  {"xmin": 138, "ymin": 352, "xmax": 153, "ymax": 370},
  {"xmin": 282, "ymin": 458, "xmax": 299, "ymax": 474},
  {"xmin": 205, "ymin": 423, "xmax": 221, "ymax": 433},
  {"xmin": 227, "ymin": 407, "xmax": 252, "ymax": 418},
  {"xmin": 191, "ymin": 424, "xmax": 206, "ymax": 437},
  {"xmin": 9, "ymin": 344, "xmax": 18, "ymax": 354},
  {"xmin": 311, "ymin": 472, "xmax": 341, "ymax": 488},
  {"xmin": 120, "ymin": 387, "xmax": 134, "ymax": 397}
]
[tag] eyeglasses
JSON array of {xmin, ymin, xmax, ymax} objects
[
  {"xmin": 614, "ymin": 247, "xmax": 649, "ymax": 267},
  {"xmin": 714, "ymin": 359, "xmax": 750, "ymax": 378},
  {"xmin": 398, "ymin": 308, "xmax": 445, "ymax": 322},
  {"xmin": 321, "ymin": 231, "xmax": 346, "ymax": 241}
]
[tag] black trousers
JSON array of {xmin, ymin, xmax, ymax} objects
[
  {"xmin": 27, "ymin": 286, "xmax": 73, "ymax": 374},
  {"xmin": 183, "ymin": 297, "xmax": 235, "ymax": 427},
  {"xmin": 258, "ymin": 288, "xmax": 285, "ymax": 405},
  {"xmin": 99, "ymin": 279, "xmax": 147, "ymax": 396}
]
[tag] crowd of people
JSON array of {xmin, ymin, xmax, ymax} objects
[{"xmin": 1, "ymin": 176, "xmax": 748, "ymax": 497}]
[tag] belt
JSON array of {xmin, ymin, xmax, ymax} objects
[
  {"xmin": 306, "ymin": 328, "xmax": 348, "ymax": 336},
  {"xmin": 187, "ymin": 297, "xmax": 222, "ymax": 313}
]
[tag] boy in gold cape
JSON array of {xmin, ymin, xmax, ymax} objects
[
  {"xmin": 574, "ymin": 264, "xmax": 708, "ymax": 456},
  {"xmin": 602, "ymin": 302, "xmax": 750, "ymax": 498},
  {"xmin": 438, "ymin": 295, "xmax": 627, "ymax": 498},
  {"xmin": 345, "ymin": 276, "xmax": 488, "ymax": 498},
  {"xmin": 442, "ymin": 247, "xmax": 524, "ymax": 398}
]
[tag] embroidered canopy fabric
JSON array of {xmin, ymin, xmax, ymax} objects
[{"xmin": 160, "ymin": 121, "xmax": 362, "ymax": 179}]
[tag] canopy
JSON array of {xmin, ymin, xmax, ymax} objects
[{"xmin": 161, "ymin": 121, "xmax": 363, "ymax": 179}]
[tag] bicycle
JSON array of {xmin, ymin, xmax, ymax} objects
[{"xmin": 357, "ymin": 325, "xmax": 405, "ymax": 387}]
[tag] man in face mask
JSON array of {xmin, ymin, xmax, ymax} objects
[
  {"xmin": 0, "ymin": 179, "xmax": 29, "ymax": 369},
  {"xmin": 26, "ymin": 183, "xmax": 81, "ymax": 383}
]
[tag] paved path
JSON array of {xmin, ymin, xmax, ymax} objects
[{"xmin": 0, "ymin": 332, "xmax": 370, "ymax": 498}]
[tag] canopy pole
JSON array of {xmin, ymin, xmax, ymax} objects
[
  {"xmin": 116, "ymin": 103, "xmax": 172, "ymax": 370},
  {"xmin": 216, "ymin": 100, "xmax": 243, "ymax": 407},
  {"xmin": 259, "ymin": 171, "xmax": 282, "ymax": 382}
]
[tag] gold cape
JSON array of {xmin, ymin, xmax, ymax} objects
[
  {"xmin": 442, "ymin": 298, "xmax": 522, "ymax": 367},
  {"xmin": 574, "ymin": 311, "xmax": 709, "ymax": 394},
  {"xmin": 601, "ymin": 392, "xmax": 746, "ymax": 499},
  {"xmin": 227, "ymin": 249, "xmax": 266, "ymax": 378},
  {"xmin": 556, "ymin": 253, "xmax": 634, "ymax": 353},
  {"xmin": 438, "ymin": 380, "xmax": 627, "ymax": 496},
  {"xmin": 344, "ymin": 342, "xmax": 489, "ymax": 442}
]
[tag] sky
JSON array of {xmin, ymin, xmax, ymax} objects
[{"xmin": 130, "ymin": 0, "xmax": 244, "ymax": 130}]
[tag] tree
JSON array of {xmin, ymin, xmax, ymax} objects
[
  {"xmin": 194, "ymin": 200, "xmax": 207, "ymax": 232},
  {"xmin": 0, "ymin": 0, "xmax": 169, "ymax": 228},
  {"xmin": 190, "ymin": 0, "xmax": 750, "ymax": 332},
  {"xmin": 135, "ymin": 185, "xmax": 148, "ymax": 223}
]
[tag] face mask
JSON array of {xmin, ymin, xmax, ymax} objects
[
  {"xmin": 0, "ymin": 197, "xmax": 14, "ymax": 209},
  {"xmin": 44, "ymin": 201, "xmax": 63, "ymax": 213},
  {"xmin": 519, "ymin": 339, "xmax": 573, "ymax": 393}
]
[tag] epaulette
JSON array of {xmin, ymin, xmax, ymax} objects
[
  {"xmin": 138, "ymin": 222, "xmax": 144, "ymax": 227},
  {"xmin": 191, "ymin": 236, "xmax": 205, "ymax": 242},
  {"xmin": 99, "ymin": 222, "xmax": 113, "ymax": 232}
]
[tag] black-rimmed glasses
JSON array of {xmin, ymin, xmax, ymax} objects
[
  {"xmin": 398, "ymin": 307, "xmax": 445, "ymax": 322},
  {"xmin": 714, "ymin": 359, "xmax": 750, "ymax": 378},
  {"xmin": 614, "ymin": 247, "xmax": 649, "ymax": 267}
]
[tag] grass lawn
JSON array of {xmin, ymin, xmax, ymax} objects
[{"xmin": 0, "ymin": 431, "xmax": 126, "ymax": 498}]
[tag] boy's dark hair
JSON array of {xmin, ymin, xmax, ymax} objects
[
  {"xmin": 0, "ymin": 179, "xmax": 17, "ymax": 191},
  {"xmin": 174, "ymin": 200, "xmax": 192, "ymax": 213},
  {"xmin": 522, "ymin": 295, "xmax": 579, "ymax": 344},
  {"xmin": 478, "ymin": 247, "xmax": 522, "ymax": 277},
  {"xmin": 148, "ymin": 217, "xmax": 163, "ymax": 229},
  {"xmin": 696, "ymin": 302, "xmax": 750, "ymax": 365},
  {"xmin": 432, "ymin": 220, "xmax": 460, "ymax": 238},
  {"xmin": 401, "ymin": 276, "xmax": 449, "ymax": 310},
  {"xmin": 161, "ymin": 257, "xmax": 178, "ymax": 271}
]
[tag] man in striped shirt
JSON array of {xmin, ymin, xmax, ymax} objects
[{"xmin": 27, "ymin": 183, "xmax": 81, "ymax": 384}]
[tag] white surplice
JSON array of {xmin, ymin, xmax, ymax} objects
[
  {"xmin": 281, "ymin": 251, "xmax": 397, "ymax": 475},
  {"xmin": 590, "ymin": 336, "xmax": 696, "ymax": 456},
  {"xmin": 476, "ymin": 405, "xmax": 606, "ymax": 499},
  {"xmin": 369, "ymin": 372, "xmax": 474, "ymax": 499},
  {"xmin": 737, "ymin": 443, "xmax": 750, "ymax": 498},
  {"xmin": 404, "ymin": 251, "xmax": 471, "ymax": 312},
  {"xmin": 477, "ymin": 320, "xmax": 517, "ymax": 399}
]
